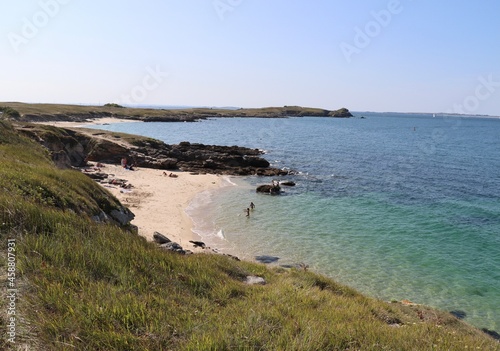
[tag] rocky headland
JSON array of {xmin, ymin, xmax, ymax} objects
[{"xmin": 15, "ymin": 123, "xmax": 290, "ymax": 176}]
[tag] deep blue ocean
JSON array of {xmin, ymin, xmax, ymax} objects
[{"xmin": 87, "ymin": 113, "xmax": 500, "ymax": 331}]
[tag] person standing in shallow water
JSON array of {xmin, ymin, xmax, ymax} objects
[
  {"xmin": 250, "ymin": 202, "xmax": 255, "ymax": 210},
  {"xmin": 245, "ymin": 208, "xmax": 250, "ymax": 217}
]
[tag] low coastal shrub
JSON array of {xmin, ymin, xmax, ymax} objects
[
  {"xmin": 0, "ymin": 106, "xmax": 21, "ymax": 119},
  {"xmin": 1, "ymin": 121, "xmax": 498, "ymax": 350},
  {"xmin": 104, "ymin": 103, "xmax": 124, "ymax": 108}
]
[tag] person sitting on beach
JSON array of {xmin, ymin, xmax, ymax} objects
[
  {"xmin": 168, "ymin": 172, "xmax": 178, "ymax": 178},
  {"xmin": 121, "ymin": 157, "xmax": 135, "ymax": 170}
]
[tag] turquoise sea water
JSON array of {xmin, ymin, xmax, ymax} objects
[{"xmin": 88, "ymin": 113, "xmax": 500, "ymax": 331}]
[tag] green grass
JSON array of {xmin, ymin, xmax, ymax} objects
[{"xmin": 1, "ymin": 120, "xmax": 498, "ymax": 350}]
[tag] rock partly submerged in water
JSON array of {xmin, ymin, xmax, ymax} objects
[
  {"xmin": 256, "ymin": 184, "xmax": 281, "ymax": 195},
  {"xmin": 255, "ymin": 255, "xmax": 280, "ymax": 264}
]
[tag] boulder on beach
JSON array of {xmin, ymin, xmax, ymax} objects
[
  {"xmin": 189, "ymin": 240, "xmax": 206, "ymax": 248},
  {"xmin": 160, "ymin": 242, "xmax": 186, "ymax": 254},
  {"xmin": 153, "ymin": 231, "xmax": 171, "ymax": 244}
]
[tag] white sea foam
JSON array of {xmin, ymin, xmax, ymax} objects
[
  {"xmin": 221, "ymin": 176, "xmax": 238, "ymax": 187},
  {"xmin": 216, "ymin": 229, "xmax": 225, "ymax": 239},
  {"xmin": 185, "ymin": 178, "xmax": 236, "ymax": 249},
  {"xmin": 186, "ymin": 190, "xmax": 212, "ymax": 212}
]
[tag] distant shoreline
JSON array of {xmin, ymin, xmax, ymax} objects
[{"xmin": 1, "ymin": 102, "xmax": 353, "ymax": 123}]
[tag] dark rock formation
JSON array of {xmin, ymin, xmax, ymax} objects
[
  {"xmin": 160, "ymin": 242, "xmax": 186, "ymax": 254},
  {"xmin": 255, "ymin": 255, "xmax": 280, "ymax": 264},
  {"xmin": 17, "ymin": 125, "xmax": 294, "ymax": 176},
  {"xmin": 18, "ymin": 125, "xmax": 95, "ymax": 168},
  {"xmin": 109, "ymin": 208, "xmax": 136, "ymax": 226},
  {"xmin": 153, "ymin": 232, "xmax": 172, "ymax": 244},
  {"xmin": 91, "ymin": 207, "xmax": 135, "ymax": 226},
  {"xmin": 189, "ymin": 240, "xmax": 206, "ymax": 248},
  {"xmin": 256, "ymin": 184, "xmax": 281, "ymax": 194},
  {"xmin": 152, "ymin": 232, "xmax": 187, "ymax": 254},
  {"xmin": 84, "ymin": 172, "xmax": 108, "ymax": 180},
  {"xmin": 280, "ymin": 181, "xmax": 296, "ymax": 186},
  {"xmin": 482, "ymin": 328, "xmax": 500, "ymax": 341},
  {"xmin": 87, "ymin": 139, "xmax": 129, "ymax": 164},
  {"xmin": 328, "ymin": 108, "xmax": 352, "ymax": 117}
]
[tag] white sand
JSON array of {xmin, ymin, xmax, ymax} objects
[
  {"xmin": 34, "ymin": 117, "xmax": 140, "ymax": 128},
  {"xmin": 97, "ymin": 164, "xmax": 221, "ymax": 250}
]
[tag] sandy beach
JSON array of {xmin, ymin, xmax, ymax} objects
[
  {"xmin": 34, "ymin": 117, "xmax": 141, "ymax": 128},
  {"xmin": 45, "ymin": 117, "xmax": 223, "ymax": 251},
  {"xmin": 95, "ymin": 163, "xmax": 221, "ymax": 250}
]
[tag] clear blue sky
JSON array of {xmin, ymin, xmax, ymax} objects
[{"xmin": 1, "ymin": 0, "xmax": 499, "ymax": 115}]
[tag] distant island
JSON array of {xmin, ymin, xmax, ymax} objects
[{"xmin": 0, "ymin": 102, "xmax": 353, "ymax": 122}]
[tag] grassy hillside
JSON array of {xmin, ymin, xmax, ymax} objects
[{"xmin": 1, "ymin": 120, "xmax": 498, "ymax": 350}]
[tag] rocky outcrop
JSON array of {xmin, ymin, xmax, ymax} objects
[
  {"xmin": 88, "ymin": 140, "xmax": 290, "ymax": 176},
  {"xmin": 153, "ymin": 232, "xmax": 171, "ymax": 244},
  {"xmin": 153, "ymin": 232, "xmax": 187, "ymax": 254},
  {"xmin": 16, "ymin": 124, "xmax": 292, "ymax": 176},
  {"xmin": 160, "ymin": 242, "xmax": 186, "ymax": 254},
  {"xmin": 87, "ymin": 139, "xmax": 129, "ymax": 164},
  {"xmin": 18, "ymin": 125, "xmax": 95, "ymax": 168},
  {"xmin": 256, "ymin": 184, "xmax": 281, "ymax": 194},
  {"xmin": 328, "ymin": 108, "xmax": 352, "ymax": 117},
  {"xmin": 91, "ymin": 207, "xmax": 135, "ymax": 227}
]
